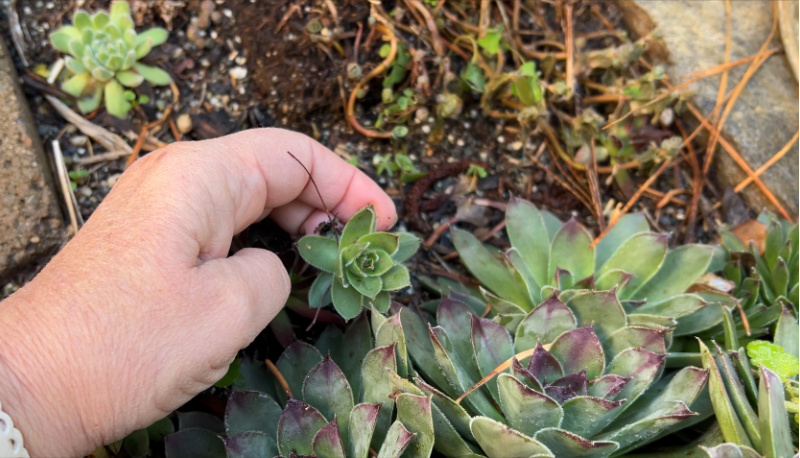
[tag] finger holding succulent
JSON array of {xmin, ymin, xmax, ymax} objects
[
  {"xmin": 298, "ymin": 206, "xmax": 420, "ymax": 320},
  {"xmin": 49, "ymin": 1, "xmax": 171, "ymax": 118}
]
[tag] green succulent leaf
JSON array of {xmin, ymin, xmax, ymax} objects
[
  {"xmin": 115, "ymin": 69, "xmax": 144, "ymax": 87},
  {"xmin": 469, "ymin": 416, "xmax": 554, "ymax": 458},
  {"xmin": 308, "ymin": 272, "xmax": 333, "ymax": 308},
  {"xmin": 632, "ymin": 244, "xmax": 715, "ymax": 302},
  {"xmin": 331, "ymin": 278, "xmax": 364, "ymax": 320},
  {"xmin": 224, "ymin": 390, "xmax": 282, "ymax": 437},
  {"xmin": 606, "ymin": 348, "xmax": 665, "ymax": 404},
  {"xmin": 393, "ymin": 232, "xmax": 420, "ymax": 262},
  {"xmin": 566, "ymin": 290, "xmax": 627, "ymax": 344},
  {"xmin": 341, "ymin": 206, "xmax": 376, "ymax": 246},
  {"xmin": 507, "ymin": 197, "xmax": 551, "ymax": 288},
  {"xmin": 757, "ymin": 366, "xmax": 794, "ymax": 458},
  {"xmin": 348, "ymin": 403, "xmax": 381, "ymax": 458},
  {"xmin": 548, "ymin": 218, "xmax": 595, "ymax": 287},
  {"xmin": 375, "ymin": 313, "xmax": 409, "ymax": 377},
  {"xmin": 773, "ymin": 306, "xmax": 799, "ymax": 359},
  {"xmin": 103, "ymin": 79, "xmax": 131, "ymax": 118},
  {"xmin": 76, "ymin": 87, "xmax": 103, "ymax": 113},
  {"xmin": 452, "ymin": 227, "xmax": 532, "ymax": 309},
  {"xmin": 700, "ymin": 340, "xmax": 753, "ymax": 447},
  {"xmin": 376, "ymin": 421, "xmax": 415, "ymax": 458},
  {"xmin": 596, "ymin": 232, "xmax": 668, "ymax": 297},
  {"xmin": 62, "ymin": 72, "xmax": 90, "ymax": 97},
  {"xmin": 134, "ymin": 38, "xmax": 153, "ymax": 60},
  {"xmin": 515, "ymin": 294, "xmax": 577, "ymax": 350},
  {"xmin": 224, "ymin": 432, "xmax": 279, "ymax": 458},
  {"xmin": 534, "ymin": 428, "xmax": 619, "ymax": 457},
  {"xmin": 312, "ymin": 420, "xmax": 346, "ymax": 458},
  {"xmin": 700, "ymin": 443, "xmax": 762, "ymax": 458},
  {"xmin": 358, "ymin": 232, "xmax": 400, "ymax": 255},
  {"xmin": 64, "ymin": 56, "xmax": 87, "ymax": 74},
  {"xmin": 471, "ymin": 314, "xmax": 514, "ymax": 401},
  {"xmin": 134, "ymin": 62, "xmax": 171, "ymax": 85},
  {"xmin": 164, "ymin": 429, "xmax": 225, "ymax": 458},
  {"xmin": 73, "ymin": 10, "xmax": 92, "ymax": 30},
  {"xmin": 110, "ymin": 0, "xmax": 131, "ymax": 21},
  {"xmin": 347, "ymin": 270, "xmax": 382, "ymax": 298},
  {"xmin": 380, "ymin": 264, "xmax": 410, "ymax": 291},
  {"xmin": 597, "ymin": 402, "xmax": 697, "ymax": 454},
  {"xmin": 50, "ymin": 30, "xmax": 77, "ymax": 53},
  {"xmin": 137, "ymin": 27, "xmax": 169, "ymax": 47},
  {"xmin": 303, "ymin": 356, "xmax": 354, "ymax": 446},
  {"xmin": 560, "ymin": 396, "xmax": 624, "ymax": 437},
  {"xmin": 395, "ymin": 393, "xmax": 435, "ymax": 458},
  {"xmin": 497, "ymin": 374, "xmax": 563, "ymax": 436},
  {"xmin": 275, "ymin": 341, "xmax": 323, "ymax": 404},
  {"xmin": 277, "ymin": 399, "xmax": 328, "ymax": 456},
  {"xmin": 549, "ymin": 326, "xmax": 605, "ymax": 380}
]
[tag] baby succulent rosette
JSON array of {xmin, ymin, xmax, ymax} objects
[
  {"xmin": 49, "ymin": 1, "xmax": 171, "ymax": 118},
  {"xmin": 297, "ymin": 206, "xmax": 419, "ymax": 319}
]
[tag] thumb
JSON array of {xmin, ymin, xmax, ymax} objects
[{"xmin": 194, "ymin": 248, "xmax": 291, "ymax": 351}]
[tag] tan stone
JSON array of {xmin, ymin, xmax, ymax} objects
[
  {"xmin": 0, "ymin": 40, "xmax": 64, "ymax": 281},
  {"xmin": 618, "ymin": 0, "xmax": 799, "ymax": 219}
]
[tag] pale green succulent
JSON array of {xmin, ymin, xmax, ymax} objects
[
  {"xmin": 297, "ymin": 205, "xmax": 420, "ymax": 320},
  {"xmin": 432, "ymin": 197, "xmax": 727, "ymax": 342},
  {"xmin": 49, "ymin": 1, "xmax": 171, "ymax": 118}
]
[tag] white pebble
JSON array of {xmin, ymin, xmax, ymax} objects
[{"xmin": 229, "ymin": 66, "xmax": 248, "ymax": 79}]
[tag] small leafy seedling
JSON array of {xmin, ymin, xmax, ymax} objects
[{"xmin": 297, "ymin": 206, "xmax": 420, "ymax": 319}]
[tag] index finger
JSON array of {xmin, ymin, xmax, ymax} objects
[{"xmin": 195, "ymin": 128, "xmax": 396, "ymax": 246}]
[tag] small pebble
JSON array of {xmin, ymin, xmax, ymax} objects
[
  {"xmin": 229, "ymin": 66, "xmax": 247, "ymax": 79},
  {"xmin": 176, "ymin": 114, "xmax": 193, "ymax": 134},
  {"xmin": 69, "ymin": 135, "xmax": 88, "ymax": 147},
  {"xmin": 456, "ymin": 139, "xmax": 465, "ymax": 147},
  {"xmin": 508, "ymin": 140, "xmax": 524, "ymax": 151},
  {"xmin": 421, "ymin": 125, "xmax": 431, "ymax": 134},
  {"xmin": 79, "ymin": 186, "xmax": 93, "ymax": 198},
  {"xmin": 30, "ymin": 235, "xmax": 40, "ymax": 244},
  {"xmin": 497, "ymin": 135, "xmax": 505, "ymax": 144},
  {"xmin": 235, "ymin": 56, "xmax": 247, "ymax": 65},
  {"xmin": 107, "ymin": 174, "xmax": 121, "ymax": 188}
]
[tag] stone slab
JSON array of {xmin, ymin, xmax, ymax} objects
[
  {"xmin": 618, "ymin": 0, "xmax": 799, "ymax": 219},
  {"xmin": 0, "ymin": 39, "xmax": 63, "ymax": 281}
]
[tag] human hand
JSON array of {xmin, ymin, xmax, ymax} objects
[{"xmin": 0, "ymin": 128, "xmax": 396, "ymax": 456}]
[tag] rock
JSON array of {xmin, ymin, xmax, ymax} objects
[
  {"xmin": 229, "ymin": 66, "xmax": 247, "ymax": 80},
  {"xmin": 619, "ymin": 0, "xmax": 799, "ymax": 219},
  {"xmin": 176, "ymin": 113, "xmax": 193, "ymax": 134},
  {"xmin": 0, "ymin": 41, "xmax": 63, "ymax": 281}
]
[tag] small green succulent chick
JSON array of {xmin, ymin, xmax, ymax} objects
[
  {"xmin": 49, "ymin": 1, "xmax": 171, "ymax": 118},
  {"xmin": 297, "ymin": 206, "xmax": 420, "ymax": 320}
]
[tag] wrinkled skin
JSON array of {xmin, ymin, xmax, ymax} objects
[{"xmin": 0, "ymin": 128, "xmax": 396, "ymax": 456}]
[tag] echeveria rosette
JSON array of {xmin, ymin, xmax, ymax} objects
[
  {"xmin": 164, "ymin": 318, "xmax": 435, "ymax": 458},
  {"xmin": 49, "ymin": 1, "xmax": 171, "ymax": 118},
  {"xmin": 297, "ymin": 206, "xmax": 420, "ymax": 320}
]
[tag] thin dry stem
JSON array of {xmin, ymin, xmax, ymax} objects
[
  {"xmin": 265, "ymin": 359, "xmax": 293, "ymax": 398},
  {"xmin": 456, "ymin": 344, "xmax": 552, "ymax": 404}
]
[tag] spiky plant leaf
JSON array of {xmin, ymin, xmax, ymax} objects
[
  {"xmin": 701, "ymin": 341, "xmax": 753, "ymax": 447},
  {"xmin": 395, "ymin": 393, "xmax": 435, "ymax": 457},
  {"xmin": 277, "ymin": 399, "xmax": 328, "ymax": 456},
  {"xmin": 469, "ymin": 417, "xmax": 554, "ymax": 457},
  {"xmin": 312, "ymin": 420, "xmax": 346, "ymax": 458},
  {"xmin": 534, "ymin": 428, "xmax": 619, "ymax": 457},
  {"xmin": 497, "ymin": 373, "xmax": 563, "ymax": 436},
  {"xmin": 376, "ymin": 422, "xmax": 415, "ymax": 458},
  {"xmin": 224, "ymin": 391, "xmax": 282, "ymax": 437},
  {"xmin": 348, "ymin": 403, "xmax": 381, "ymax": 458},
  {"xmin": 700, "ymin": 443, "xmax": 762, "ymax": 458},
  {"xmin": 303, "ymin": 356, "xmax": 354, "ymax": 446},
  {"xmin": 758, "ymin": 367, "xmax": 794, "ymax": 458},
  {"xmin": 548, "ymin": 218, "xmax": 594, "ymax": 288},
  {"xmin": 275, "ymin": 341, "xmax": 322, "ymax": 404}
]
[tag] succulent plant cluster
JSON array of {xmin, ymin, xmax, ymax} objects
[
  {"xmin": 164, "ymin": 317, "xmax": 436, "ymax": 457},
  {"xmin": 297, "ymin": 206, "xmax": 419, "ymax": 319},
  {"xmin": 158, "ymin": 199, "xmax": 798, "ymax": 458},
  {"xmin": 49, "ymin": 1, "xmax": 171, "ymax": 118},
  {"xmin": 437, "ymin": 197, "xmax": 726, "ymax": 339},
  {"xmin": 720, "ymin": 213, "xmax": 799, "ymax": 311}
]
